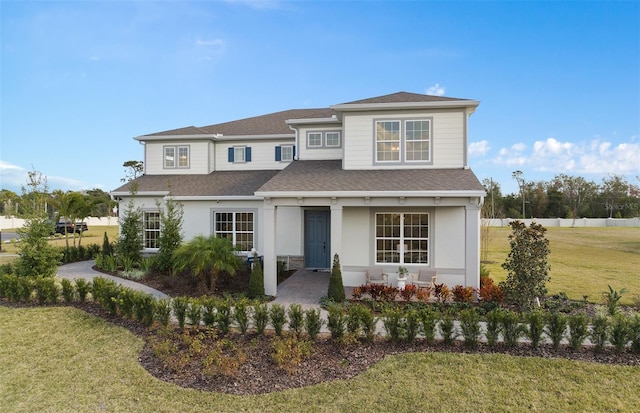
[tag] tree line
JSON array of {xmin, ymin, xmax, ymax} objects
[{"xmin": 483, "ymin": 173, "xmax": 639, "ymax": 219}]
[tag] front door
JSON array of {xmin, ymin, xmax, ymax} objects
[{"xmin": 305, "ymin": 210, "xmax": 330, "ymax": 269}]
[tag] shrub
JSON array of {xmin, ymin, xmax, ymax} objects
[
  {"xmin": 233, "ymin": 299, "xmax": 250, "ymax": 335},
  {"xmin": 269, "ymin": 303, "xmax": 287, "ymax": 336},
  {"xmin": 327, "ymin": 254, "xmax": 346, "ymax": 303},
  {"xmin": 485, "ymin": 308, "xmax": 502, "ymax": 347},
  {"xmin": 609, "ymin": 314, "xmax": 630, "ymax": 353},
  {"xmin": 304, "ymin": 308, "xmax": 324, "ymax": 341},
  {"xmin": 271, "ymin": 334, "xmax": 312, "ymax": 375},
  {"xmin": 74, "ymin": 278, "xmax": 90, "ymax": 303},
  {"xmin": 416, "ymin": 287, "xmax": 431, "ymax": 302},
  {"xmin": 253, "ymin": 303, "xmax": 269, "ymax": 335},
  {"xmin": 101, "ymin": 231, "xmax": 113, "ymax": 258},
  {"xmin": 287, "ymin": 304, "xmax": 305, "ymax": 338},
  {"xmin": 60, "ymin": 278, "xmax": 75, "ymax": 303},
  {"xmin": 368, "ymin": 284, "xmax": 385, "ymax": 301},
  {"xmin": 382, "ymin": 307, "xmax": 405, "ymax": 342},
  {"xmin": 591, "ymin": 314, "xmax": 609, "ymax": 353},
  {"xmin": 459, "ymin": 308, "xmax": 482, "ymax": 348},
  {"xmin": 400, "ymin": 284, "xmax": 417, "ymax": 302},
  {"xmin": 156, "ymin": 197, "xmax": 184, "ymax": 273},
  {"xmin": 203, "ymin": 339, "xmax": 246, "ymax": 378},
  {"xmin": 186, "ymin": 298, "xmax": 203, "ymax": 327},
  {"xmin": 327, "ymin": 304, "xmax": 346, "ymax": 340},
  {"xmin": 567, "ymin": 313, "xmax": 589, "ymax": 351},
  {"xmin": 419, "ymin": 307, "xmax": 439, "ymax": 344},
  {"xmin": 172, "ymin": 297, "xmax": 189, "ymax": 329},
  {"xmin": 382, "ymin": 285, "xmax": 400, "ymax": 301},
  {"xmin": 545, "ymin": 312, "xmax": 568, "ymax": 351},
  {"xmin": 247, "ymin": 253, "xmax": 265, "ymax": 299},
  {"xmin": 134, "ymin": 292, "xmax": 155, "ymax": 326},
  {"xmin": 500, "ymin": 221, "xmax": 550, "ymax": 310},
  {"xmin": 452, "ymin": 285, "xmax": 475, "ymax": 303},
  {"xmin": 117, "ymin": 288, "xmax": 137, "ymax": 319},
  {"xmin": 154, "ymin": 299, "xmax": 172, "ymax": 327},
  {"xmin": 201, "ymin": 298, "xmax": 217, "ymax": 328},
  {"xmin": 440, "ymin": 310, "xmax": 457, "ymax": 346},
  {"xmin": 501, "ymin": 309, "xmax": 525, "ymax": 348},
  {"xmin": 14, "ymin": 215, "xmax": 62, "ymax": 278},
  {"xmin": 216, "ymin": 300, "xmax": 233, "ymax": 335},
  {"xmin": 433, "ymin": 283, "xmax": 451, "ymax": 303},
  {"xmin": 525, "ymin": 310, "xmax": 546, "ymax": 349},
  {"xmin": 34, "ymin": 277, "xmax": 58, "ymax": 304},
  {"xmin": 629, "ymin": 313, "xmax": 640, "ymax": 353},
  {"xmin": 116, "ymin": 199, "xmax": 143, "ymax": 265},
  {"xmin": 603, "ymin": 285, "xmax": 628, "ymax": 316}
]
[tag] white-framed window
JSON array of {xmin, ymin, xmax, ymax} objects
[
  {"xmin": 375, "ymin": 119, "xmax": 431, "ymax": 163},
  {"xmin": 375, "ymin": 212, "xmax": 429, "ymax": 264},
  {"xmin": 164, "ymin": 145, "xmax": 190, "ymax": 168},
  {"xmin": 307, "ymin": 131, "xmax": 342, "ymax": 149},
  {"xmin": 143, "ymin": 211, "xmax": 161, "ymax": 249},
  {"xmin": 325, "ymin": 131, "xmax": 341, "ymax": 147},
  {"xmin": 234, "ymin": 147, "xmax": 246, "ymax": 163},
  {"xmin": 280, "ymin": 145, "xmax": 293, "ymax": 161},
  {"xmin": 214, "ymin": 211, "xmax": 254, "ymax": 252},
  {"xmin": 308, "ymin": 132, "xmax": 322, "ymax": 147}
]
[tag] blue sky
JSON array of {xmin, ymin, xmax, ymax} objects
[{"xmin": 1, "ymin": 0, "xmax": 638, "ymax": 195}]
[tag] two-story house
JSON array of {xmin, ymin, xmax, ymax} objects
[{"xmin": 112, "ymin": 92, "xmax": 485, "ymax": 296}]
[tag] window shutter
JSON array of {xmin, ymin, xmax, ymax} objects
[
  {"xmin": 228, "ymin": 147, "xmax": 234, "ymax": 162},
  {"xmin": 293, "ymin": 146, "xmax": 296, "ymax": 158},
  {"xmin": 275, "ymin": 146, "xmax": 282, "ymax": 161},
  {"xmin": 245, "ymin": 147, "xmax": 252, "ymax": 162}
]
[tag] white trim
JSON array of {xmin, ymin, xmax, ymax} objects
[
  {"xmin": 256, "ymin": 190, "xmax": 486, "ymax": 198},
  {"xmin": 330, "ymin": 100, "xmax": 480, "ymax": 111},
  {"xmin": 286, "ymin": 117, "xmax": 341, "ymax": 125}
]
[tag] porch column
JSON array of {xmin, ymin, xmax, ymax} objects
[
  {"xmin": 465, "ymin": 199, "xmax": 481, "ymax": 290},
  {"xmin": 330, "ymin": 204, "xmax": 343, "ymax": 264},
  {"xmin": 263, "ymin": 203, "xmax": 277, "ymax": 296}
]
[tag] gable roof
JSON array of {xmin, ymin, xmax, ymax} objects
[
  {"xmin": 256, "ymin": 160, "xmax": 485, "ymax": 195},
  {"xmin": 340, "ymin": 91, "xmax": 469, "ymax": 105},
  {"xmin": 111, "ymin": 170, "xmax": 281, "ymax": 197},
  {"xmin": 139, "ymin": 91, "xmax": 478, "ymax": 139}
]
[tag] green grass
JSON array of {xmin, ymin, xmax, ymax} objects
[
  {"xmin": 0, "ymin": 225, "xmax": 119, "ymax": 256},
  {"xmin": 1, "ymin": 306, "xmax": 640, "ymax": 412},
  {"xmin": 483, "ymin": 227, "xmax": 640, "ymax": 304}
]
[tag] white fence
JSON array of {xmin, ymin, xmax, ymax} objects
[
  {"xmin": 483, "ymin": 218, "xmax": 640, "ymax": 228},
  {"xmin": 1, "ymin": 216, "xmax": 119, "ymax": 230}
]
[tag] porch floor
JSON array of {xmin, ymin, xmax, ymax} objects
[{"xmin": 273, "ymin": 269, "xmax": 333, "ymax": 309}]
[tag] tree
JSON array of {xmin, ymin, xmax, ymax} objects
[
  {"xmin": 156, "ymin": 196, "xmax": 184, "ymax": 273},
  {"xmin": 172, "ymin": 235, "xmax": 240, "ymax": 291},
  {"xmin": 50, "ymin": 190, "xmax": 75, "ymax": 249},
  {"xmin": 116, "ymin": 199, "xmax": 143, "ymax": 264},
  {"xmin": 512, "ymin": 170, "xmax": 526, "ymax": 219},
  {"xmin": 14, "ymin": 216, "xmax": 62, "ymax": 277},
  {"xmin": 121, "ymin": 160, "xmax": 144, "ymax": 182},
  {"xmin": 499, "ymin": 221, "xmax": 551, "ymax": 310},
  {"xmin": 247, "ymin": 252, "xmax": 265, "ymax": 299},
  {"xmin": 21, "ymin": 167, "xmax": 49, "ymax": 216},
  {"xmin": 69, "ymin": 193, "xmax": 97, "ymax": 247},
  {"xmin": 327, "ymin": 253, "xmax": 346, "ymax": 303},
  {"xmin": 0, "ymin": 189, "xmax": 20, "ymax": 216}
]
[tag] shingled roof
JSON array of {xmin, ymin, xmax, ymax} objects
[
  {"xmin": 112, "ymin": 170, "xmax": 281, "ymax": 197},
  {"xmin": 339, "ymin": 91, "xmax": 469, "ymax": 105},
  {"xmin": 257, "ymin": 160, "xmax": 485, "ymax": 194}
]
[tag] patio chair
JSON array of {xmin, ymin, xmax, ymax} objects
[
  {"xmin": 412, "ymin": 268, "xmax": 437, "ymax": 289},
  {"xmin": 365, "ymin": 267, "xmax": 389, "ymax": 286}
]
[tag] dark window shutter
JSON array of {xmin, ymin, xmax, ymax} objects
[
  {"xmin": 245, "ymin": 147, "xmax": 252, "ymax": 162},
  {"xmin": 275, "ymin": 146, "xmax": 282, "ymax": 161},
  {"xmin": 293, "ymin": 146, "xmax": 296, "ymax": 158},
  {"xmin": 228, "ymin": 147, "xmax": 234, "ymax": 162}
]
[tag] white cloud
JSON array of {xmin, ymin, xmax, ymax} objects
[
  {"xmin": 492, "ymin": 137, "xmax": 640, "ymax": 176},
  {"xmin": 426, "ymin": 83, "xmax": 445, "ymax": 96},
  {"xmin": 195, "ymin": 38, "xmax": 225, "ymax": 47},
  {"xmin": 0, "ymin": 161, "xmax": 28, "ymax": 190},
  {"xmin": 469, "ymin": 140, "xmax": 490, "ymax": 157},
  {"xmin": 0, "ymin": 161, "xmax": 104, "ymax": 192}
]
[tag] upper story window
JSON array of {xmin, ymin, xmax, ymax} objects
[
  {"xmin": 375, "ymin": 119, "xmax": 431, "ymax": 163},
  {"xmin": 228, "ymin": 146, "xmax": 252, "ymax": 163},
  {"xmin": 164, "ymin": 145, "xmax": 190, "ymax": 168},
  {"xmin": 306, "ymin": 131, "xmax": 342, "ymax": 149},
  {"xmin": 276, "ymin": 145, "xmax": 294, "ymax": 162}
]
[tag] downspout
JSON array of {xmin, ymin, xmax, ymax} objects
[{"xmin": 288, "ymin": 124, "xmax": 299, "ymax": 160}]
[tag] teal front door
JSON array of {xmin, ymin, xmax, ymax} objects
[{"xmin": 305, "ymin": 210, "xmax": 330, "ymax": 269}]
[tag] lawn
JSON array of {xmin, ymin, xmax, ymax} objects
[
  {"xmin": 0, "ymin": 225, "xmax": 119, "ymax": 256},
  {"xmin": 1, "ymin": 306, "xmax": 639, "ymax": 412},
  {"xmin": 483, "ymin": 227, "xmax": 640, "ymax": 304}
]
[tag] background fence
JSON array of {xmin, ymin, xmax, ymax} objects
[
  {"xmin": 483, "ymin": 218, "xmax": 640, "ymax": 227},
  {"xmin": 1, "ymin": 216, "xmax": 119, "ymax": 230}
]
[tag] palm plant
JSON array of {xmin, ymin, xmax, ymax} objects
[{"xmin": 172, "ymin": 235, "xmax": 240, "ymax": 291}]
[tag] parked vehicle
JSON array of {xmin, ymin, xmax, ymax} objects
[{"xmin": 55, "ymin": 220, "xmax": 88, "ymax": 234}]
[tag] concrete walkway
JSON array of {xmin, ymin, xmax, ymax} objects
[
  {"xmin": 272, "ymin": 269, "xmax": 330, "ymax": 309},
  {"xmin": 56, "ymin": 261, "xmax": 168, "ymax": 299}
]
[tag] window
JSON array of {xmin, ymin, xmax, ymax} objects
[
  {"xmin": 214, "ymin": 211, "xmax": 254, "ymax": 252},
  {"xmin": 375, "ymin": 212, "xmax": 428, "ymax": 264},
  {"xmin": 375, "ymin": 119, "xmax": 431, "ymax": 163},
  {"xmin": 275, "ymin": 145, "xmax": 295, "ymax": 161},
  {"xmin": 308, "ymin": 132, "xmax": 322, "ymax": 147},
  {"xmin": 228, "ymin": 147, "xmax": 251, "ymax": 163},
  {"xmin": 306, "ymin": 131, "xmax": 341, "ymax": 149},
  {"xmin": 376, "ymin": 121, "xmax": 400, "ymax": 161},
  {"xmin": 325, "ymin": 132, "xmax": 340, "ymax": 147},
  {"xmin": 143, "ymin": 211, "xmax": 161, "ymax": 249},
  {"xmin": 164, "ymin": 145, "xmax": 190, "ymax": 168}
]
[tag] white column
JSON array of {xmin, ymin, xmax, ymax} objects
[
  {"xmin": 465, "ymin": 199, "xmax": 481, "ymax": 290},
  {"xmin": 263, "ymin": 204, "xmax": 277, "ymax": 296},
  {"xmin": 330, "ymin": 204, "xmax": 343, "ymax": 264}
]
